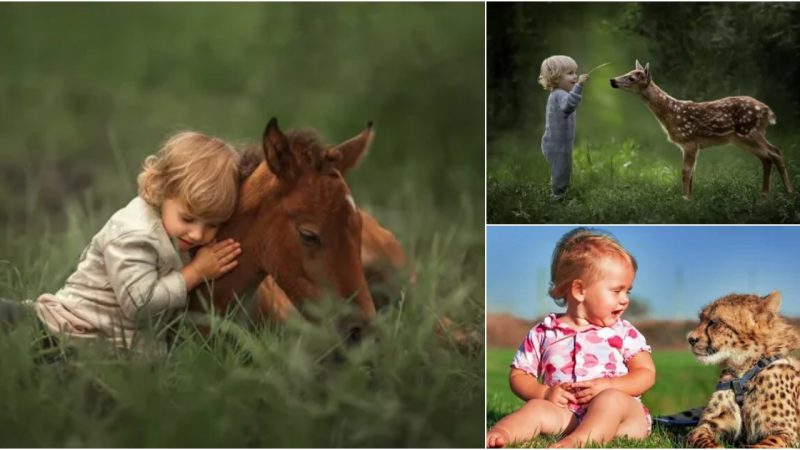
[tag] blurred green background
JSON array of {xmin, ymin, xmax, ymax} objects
[
  {"xmin": 0, "ymin": 3, "xmax": 485, "ymax": 447},
  {"xmin": 488, "ymin": 2, "xmax": 800, "ymax": 223},
  {"xmin": 0, "ymin": 2, "xmax": 483, "ymax": 227}
]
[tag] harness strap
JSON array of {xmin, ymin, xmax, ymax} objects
[{"xmin": 715, "ymin": 355, "xmax": 782, "ymax": 406}]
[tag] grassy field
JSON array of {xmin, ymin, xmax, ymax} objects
[
  {"xmin": 488, "ymin": 133, "xmax": 800, "ymax": 224},
  {"xmin": 0, "ymin": 3, "xmax": 484, "ymax": 447},
  {"xmin": 487, "ymin": 348, "xmax": 720, "ymax": 448}
]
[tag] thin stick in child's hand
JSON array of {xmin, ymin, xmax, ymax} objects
[{"xmin": 586, "ymin": 62, "xmax": 611, "ymax": 75}]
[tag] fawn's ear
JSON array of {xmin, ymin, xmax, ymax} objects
[
  {"xmin": 324, "ymin": 121, "xmax": 374, "ymax": 176},
  {"xmin": 644, "ymin": 62, "xmax": 651, "ymax": 83},
  {"xmin": 635, "ymin": 59, "xmax": 644, "ymax": 71},
  {"xmin": 263, "ymin": 117, "xmax": 299, "ymax": 184}
]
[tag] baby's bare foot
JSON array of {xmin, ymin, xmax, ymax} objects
[
  {"xmin": 550, "ymin": 434, "xmax": 582, "ymax": 448},
  {"xmin": 486, "ymin": 427, "xmax": 511, "ymax": 448}
]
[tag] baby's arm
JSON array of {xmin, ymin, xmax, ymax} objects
[
  {"xmin": 605, "ymin": 351, "xmax": 656, "ymax": 395},
  {"xmin": 570, "ymin": 352, "xmax": 656, "ymax": 404},
  {"xmin": 104, "ymin": 232, "xmax": 188, "ymax": 320},
  {"xmin": 510, "ymin": 367, "xmax": 549, "ymax": 400},
  {"xmin": 556, "ymin": 84, "xmax": 584, "ymax": 115},
  {"xmin": 181, "ymin": 239, "xmax": 241, "ymax": 291},
  {"xmin": 510, "ymin": 368, "xmax": 577, "ymax": 407}
]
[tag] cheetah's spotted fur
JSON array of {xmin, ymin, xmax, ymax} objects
[{"xmin": 686, "ymin": 292, "xmax": 800, "ymax": 448}]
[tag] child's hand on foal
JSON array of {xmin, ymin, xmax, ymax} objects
[
  {"xmin": 189, "ymin": 239, "xmax": 242, "ymax": 280},
  {"xmin": 544, "ymin": 383, "xmax": 577, "ymax": 408},
  {"xmin": 569, "ymin": 377, "xmax": 613, "ymax": 404},
  {"xmin": 578, "ymin": 74, "xmax": 589, "ymax": 85}
]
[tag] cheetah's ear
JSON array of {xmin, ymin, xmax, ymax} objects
[{"xmin": 763, "ymin": 291, "xmax": 782, "ymax": 314}]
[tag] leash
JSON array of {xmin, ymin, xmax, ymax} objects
[{"xmin": 715, "ymin": 355, "xmax": 783, "ymax": 407}]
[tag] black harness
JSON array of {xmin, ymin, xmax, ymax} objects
[{"xmin": 715, "ymin": 355, "xmax": 783, "ymax": 407}]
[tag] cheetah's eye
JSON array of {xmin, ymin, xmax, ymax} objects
[{"xmin": 707, "ymin": 319, "xmax": 717, "ymax": 326}]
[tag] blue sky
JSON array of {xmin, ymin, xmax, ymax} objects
[{"xmin": 487, "ymin": 226, "xmax": 800, "ymax": 320}]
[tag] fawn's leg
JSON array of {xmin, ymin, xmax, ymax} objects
[
  {"xmin": 487, "ymin": 399, "xmax": 577, "ymax": 448},
  {"xmin": 757, "ymin": 134, "xmax": 793, "ymax": 193},
  {"xmin": 737, "ymin": 131, "xmax": 793, "ymax": 194},
  {"xmin": 680, "ymin": 144, "xmax": 699, "ymax": 200},
  {"xmin": 760, "ymin": 157, "xmax": 773, "ymax": 194},
  {"xmin": 551, "ymin": 389, "xmax": 649, "ymax": 448},
  {"xmin": 733, "ymin": 133, "xmax": 774, "ymax": 194}
]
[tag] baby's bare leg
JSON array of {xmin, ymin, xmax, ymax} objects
[
  {"xmin": 487, "ymin": 399, "xmax": 577, "ymax": 448},
  {"xmin": 551, "ymin": 389, "xmax": 649, "ymax": 448}
]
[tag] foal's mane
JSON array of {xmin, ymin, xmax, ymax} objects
[{"xmin": 238, "ymin": 129, "xmax": 327, "ymax": 181}]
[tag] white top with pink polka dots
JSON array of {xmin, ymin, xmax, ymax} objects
[{"xmin": 511, "ymin": 313, "xmax": 651, "ymax": 413}]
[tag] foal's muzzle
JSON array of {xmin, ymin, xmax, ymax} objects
[{"xmin": 610, "ymin": 79, "xmax": 618, "ymax": 88}]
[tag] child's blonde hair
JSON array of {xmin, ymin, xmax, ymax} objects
[
  {"xmin": 549, "ymin": 228, "xmax": 637, "ymax": 307},
  {"xmin": 138, "ymin": 131, "xmax": 241, "ymax": 223},
  {"xmin": 538, "ymin": 55, "xmax": 578, "ymax": 91}
]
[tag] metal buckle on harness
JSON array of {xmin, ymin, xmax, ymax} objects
[{"xmin": 731, "ymin": 379, "xmax": 746, "ymax": 404}]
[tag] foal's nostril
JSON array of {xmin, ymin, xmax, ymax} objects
[
  {"xmin": 688, "ymin": 336, "xmax": 698, "ymax": 346},
  {"xmin": 610, "ymin": 79, "xmax": 618, "ymax": 88}
]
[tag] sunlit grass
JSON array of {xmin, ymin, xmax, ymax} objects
[
  {"xmin": 486, "ymin": 348, "xmax": 719, "ymax": 448},
  {"xmin": 488, "ymin": 134, "xmax": 800, "ymax": 223}
]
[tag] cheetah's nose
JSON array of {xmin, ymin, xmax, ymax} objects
[{"xmin": 687, "ymin": 336, "xmax": 698, "ymax": 346}]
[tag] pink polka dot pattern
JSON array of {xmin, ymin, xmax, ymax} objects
[{"xmin": 511, "ymin": 313, "xmax": 652, "ymax": 416}]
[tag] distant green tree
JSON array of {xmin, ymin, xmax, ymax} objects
[{"xmin": 619, "ymin": 3, "xmax": 800, "ymax": 119}]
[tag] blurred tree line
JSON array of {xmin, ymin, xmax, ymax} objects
[
  {"xmin": 489, "ymin": 2, "xmax": 800, "ymax": 141},
  {"xmin": 0, "ymin": 3, "xmax": 484, "ymax": 226}
]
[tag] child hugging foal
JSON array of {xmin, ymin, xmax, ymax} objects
[
  {"xmin": 1, "ymin": 131, "xmax": 243, "ymax": 355},
  {"xmin": 486, "ymin": 228, "xmax": 655, "ymax": 448}
]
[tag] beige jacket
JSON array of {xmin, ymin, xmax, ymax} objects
[{"xmin": 35, "ymin": 196, "xmax": 187, "ymax": 351}]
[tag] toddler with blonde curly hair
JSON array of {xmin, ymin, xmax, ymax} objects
[
  {"xmin": 538, "ymin": 55, "xmax": 589, "ymax": 200},
  {"xmin": 21, "ymin": 130, "xmax": 243, "ymax": 352}
]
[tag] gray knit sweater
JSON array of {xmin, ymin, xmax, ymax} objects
[{"xmin": 541, "ymin": 84, "xmax": 583, "ymax": 153}]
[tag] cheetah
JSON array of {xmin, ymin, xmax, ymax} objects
[{"xmin": 686, "ymin": 291, "xmax": 800, "ymax": 448}]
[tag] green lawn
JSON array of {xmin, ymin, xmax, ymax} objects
[
  {"xmin": 488, "ymin": 135, "xmax": 800, "ymax": 224},
  {"xmin": 487, "ymin": 348, "xmax": 720, "ymax": 448}
]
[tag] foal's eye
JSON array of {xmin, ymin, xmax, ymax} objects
[{"xmin": 297, "ymin": 227, "xmax": 321, "ymax": 246}]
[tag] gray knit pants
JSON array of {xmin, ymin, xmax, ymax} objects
[{"xmin": 543, "ymin": 149, "xmax": 572, "ymax": 197}]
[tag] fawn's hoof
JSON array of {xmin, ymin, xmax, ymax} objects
[{"xmin": 682, "ymin": 195, "xmax": 691, "ymax": 201}]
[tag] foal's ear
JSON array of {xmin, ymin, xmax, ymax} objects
[
  {"xmin": 263, "ymin": 117, "xmax": 298, "ymax": 183},
  {"xmin": 325, "ymin": 121, "xmax": 374, "ymax": 176},
  {"xmin": 635, "ymin": 59, "xmax": 644, "ymax": 71},
  {"xmin": 643, "ymin": 62, "xmax": 651, "ymax": 83}
]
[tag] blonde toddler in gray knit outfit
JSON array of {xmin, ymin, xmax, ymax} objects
[{"xmin": 539, "ymin": 55, "xmax": 589, "ymax": 199}]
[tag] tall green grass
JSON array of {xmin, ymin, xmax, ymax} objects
[
  {"xmin": 487, "ymin": 348, "xmax": 720, "ymax": 448},
  {"xmin": 488, "ymin": 134, "xmax": 800, "ymax": 224},
  {"xmin": 0, "ymin": 192, "xmax": 484, "ymax": 447}
]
